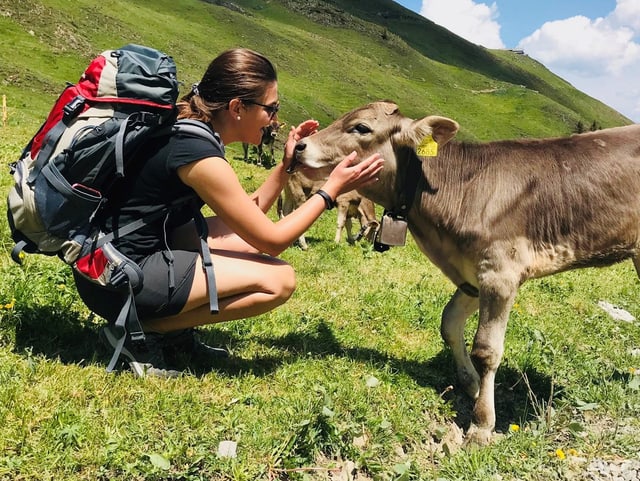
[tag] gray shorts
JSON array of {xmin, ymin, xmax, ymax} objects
[{"xmin": 73, "ymin": 250, "xmax": 199, "ymax": 322}]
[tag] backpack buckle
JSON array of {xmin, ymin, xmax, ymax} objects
[
  {"xmin": 109, "ymin": 267, "xmax": 130, "ymax": 288},
  {"xmin": 129, "ymin": 331, "xmax": 146, "ymax": 344},
  {"xmin": 137, "ymin": 111, "xmax": 161, "ymax": 125},
  {"xmin": 63, "ymin": 95, "xmax": 86, "ymax": 121}
]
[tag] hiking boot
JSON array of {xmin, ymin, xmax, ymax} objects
[
  {"xmin": 163, "ymin": 328, "xmax": 229, "ymax": 369},
  {"xmin": 100, "ymin": 325, "xmax": 182, "ymax": 379}
]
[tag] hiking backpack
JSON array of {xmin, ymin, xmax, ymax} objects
[{"xmin": 6, "ymin": 44, "xmax": 219, "ymax": 372}]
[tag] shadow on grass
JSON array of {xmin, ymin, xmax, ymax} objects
[
  {"xmin": 12, "ymin": 305, "xmax": 102, "ymax": 366},
  {"xmin": 10, "ymin": 305, "xmax": 292, "ymax": 376},
  {"xmin": 239, "ymin": 318, "xmax": 557, "ymax": 434},
  {"xmin": 11, "ymin": 306, "xmax": 554, "ymax": 432}
]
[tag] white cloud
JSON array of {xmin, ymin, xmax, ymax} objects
[
  {"xmin": 418, "ymin": 0, "xmax": 640, "ymax": 121},
  {"xmin": 419, "ymin": 0, "xmax": 505, "ymax": 49},
  {"xmin": 517, "ymin": 3, "xmax": 640, "ymax": 121},
  {"xmin": 517, "ymin": 16, "xmax": 640, "ymax": 77},
  {"xmin": 610, "ymin": 0, "xmax": 640, "ymax": 31}
]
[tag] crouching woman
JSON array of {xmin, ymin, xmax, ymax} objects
[{"xmin": 73, "ymin": 48, "xmax": 384, "ymax": 376}]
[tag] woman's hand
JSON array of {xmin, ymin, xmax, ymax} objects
[
  {"xmin": 323, "ymin": 151, "xmax": 385, "ymax": 199},
  {"xmin": 283, "ymin": 119, "xmax": 320, "ymax": 170}
]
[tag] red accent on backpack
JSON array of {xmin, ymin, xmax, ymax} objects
[
  {"xmin": 75, "ymin": 247, "xmax": 108, "ymax": 280},
  {"xmin": 29, "ymin": 86, "xmax": 90, "ymax": 159},
  {"xmin": 77, "ymin": 54, "xmax": 106, "ymax": 100}
]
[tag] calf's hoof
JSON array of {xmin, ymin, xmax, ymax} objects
[{"xmin": 464, "ymin": 423, "xmax": 494, "ymax": 446}]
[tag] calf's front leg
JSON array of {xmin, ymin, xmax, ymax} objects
[
  {"xmin": 345, "ymin": 217, "xmax": 355, "ymax": 244},
  {"xmin": 335, "ymin": 208, "xmax": 348, "ymax": 243},
  {"xmin": 466, "ymin": 271, "xmax": 518, "ymax": 445}
]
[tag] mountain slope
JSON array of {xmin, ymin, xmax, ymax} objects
[{"xmin": 0, "ymin": 0, "xmax": 631, "ymax": 143}]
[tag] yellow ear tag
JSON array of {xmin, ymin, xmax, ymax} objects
[{"xmin": 417, "ymin": 134, "xmax": 438, "ymax": 157}]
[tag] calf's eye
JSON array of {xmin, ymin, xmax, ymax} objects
[{"xmin": 350, "ymin": 123, "xmax": 372, "ymax": 135}]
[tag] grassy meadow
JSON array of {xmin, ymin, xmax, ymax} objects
[
  {"xmin": 1, "ymin": 0, "xmax": 640, "ymax": 479},
  {"xmin": 2, "ymin": 129, "xmax": 640, "ymax": 480}
]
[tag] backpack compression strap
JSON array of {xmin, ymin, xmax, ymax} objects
[
  {"xmin": 27, "ymin": 95, "xmax": 87, "ymax": 184},
  {"xmin": 193, "ymin": 208, "xmax": 219, "ymax": 314},
  {"xmin": 106, "ymin": 283, "xmax": 144, "ymax": 373}
]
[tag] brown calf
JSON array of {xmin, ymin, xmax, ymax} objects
[
  {"xmin": 292, "ymin": 101, "xmax": 640, "ymax": 445},
  {"xmin": 334, "ymin": 190, "xmax": 378, "ymax": 245},
  {"xmin": 279, "ymin": 171, "xmax": 378, "ymax": 249}
]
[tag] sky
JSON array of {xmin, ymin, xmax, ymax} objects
[{"xmin": 393, "ymin": 0, "xmax": 640, "ymax": 122}]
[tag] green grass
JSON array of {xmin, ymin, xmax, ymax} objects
[
  {"xmin": 1, "ymin": 138, "xmax": 639, "ymax": 479},
  {"xmin": 1, "ymin": 0, "xmax": 640, "ymax": 479}
]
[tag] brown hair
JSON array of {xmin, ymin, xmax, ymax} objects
[{"xmin": 178, "ymin": 48, "xmax": 277, "ymax": 123}]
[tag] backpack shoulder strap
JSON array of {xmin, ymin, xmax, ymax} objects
[
  {"xmin": 173, "ymin": 119, "xmax": 224, "ymax": 150},
  {"xmin": 171, "ymin": 120, "xmax": 222, "ymax": 315}
]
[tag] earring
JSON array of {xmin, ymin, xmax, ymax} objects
[{"xmin": 237, "ymin": 116, "xmax": 241, "ymax": 120}]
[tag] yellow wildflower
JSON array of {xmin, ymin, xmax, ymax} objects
[
  {"xmin": 568, "ymin": 448, "xmax": 578, "ymax": 456},
  {"xmin": 509, "ymin": 424, "xmax": 520, "ymax": 432},
  {"xmin": 555, "ymin": 449, "xmax": 566, "ymax": 460},
  {"xmin": 4, "ymin": 298, "xmax": 16, "ymax": 309}
]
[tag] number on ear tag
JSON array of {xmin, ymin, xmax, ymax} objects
[{"xmin": 417, "ymin": 134, "xmax": 438, "ymax": 157}]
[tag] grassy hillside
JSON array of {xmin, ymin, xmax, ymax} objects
[{"xmin": 0, "ymin": 0, "xmax": 631, "ymax": 145}]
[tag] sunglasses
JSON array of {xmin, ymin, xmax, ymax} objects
[{"xmin": 245, "ymin": 100, "xmax": 280, "ymax": 119}]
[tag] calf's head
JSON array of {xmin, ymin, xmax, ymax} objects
[{"xmin": 293, "ymin": 101, "xmax": 459, "ymax": 196}]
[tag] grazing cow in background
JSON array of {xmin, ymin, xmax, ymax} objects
[
  {"xmin": 243, "ymin": 120, "xmax": 286, "ymax": 165},
  {"xmin": 279, "ymin": 171, "xmax": 379, "ymax": 249},
  {"xmin": 292, "ymin": 100, "xmax": 640, "ymax": 445}
]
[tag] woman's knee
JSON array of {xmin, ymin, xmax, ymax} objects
[{"xmin": 275, "ymin": 263, "xmax": 296, "ymax": 301}]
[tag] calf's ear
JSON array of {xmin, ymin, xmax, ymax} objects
[{"xmin": 401, "ymin": 116, "xmax": 459, "ymax": 148}]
